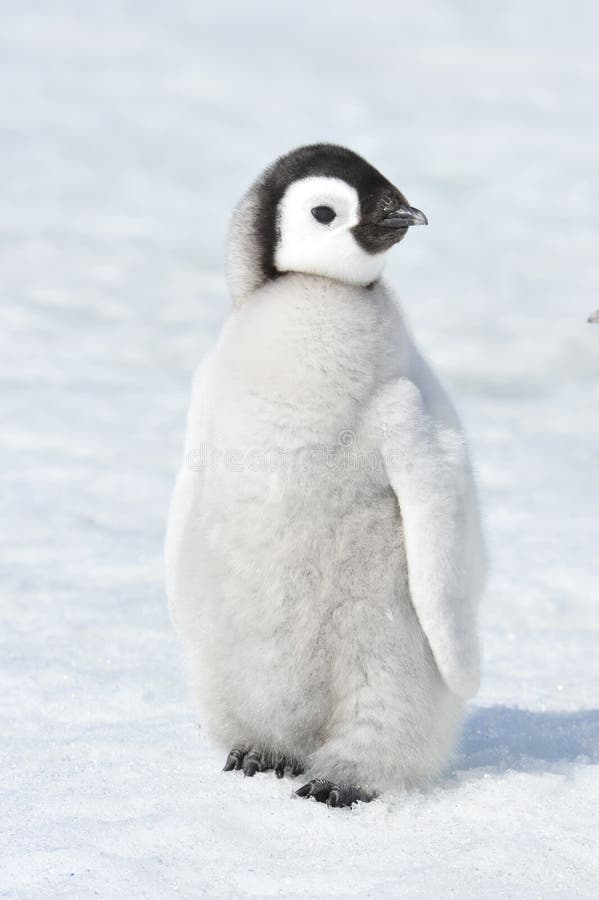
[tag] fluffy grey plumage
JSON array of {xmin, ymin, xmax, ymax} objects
[{"xmin": 165, "ymin": 145, "xmax": 486, "ymax": 806}]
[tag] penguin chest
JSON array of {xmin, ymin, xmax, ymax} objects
[{"xmin": 198, "ymin": 451, "xmax": 407, "ymax": 743}]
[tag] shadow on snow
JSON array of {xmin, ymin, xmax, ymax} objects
[{"xmin": 452, "ymin": 705, "xmax": 599, "ymax": 773}]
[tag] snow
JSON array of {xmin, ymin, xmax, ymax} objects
[{"xmin": 1, "ymin": 1, "xmax": 598, "ymax": 896}]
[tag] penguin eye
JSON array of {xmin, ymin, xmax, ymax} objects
[{"xmin": 311, "ymin": 205, "xmax": 336, "ymax": 225}]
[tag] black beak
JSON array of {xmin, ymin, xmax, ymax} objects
[{"xmin": 379, "ymin": 205, "xmax": 428, "ymax": 228}]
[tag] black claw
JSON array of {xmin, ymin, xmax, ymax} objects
[
  {"xmin": 223, "ymin": 746, "xmax": 305, "ymax": 781},
  {"xmin": 328, "ymin": 785, "xmax": 356, "ymax": 807},
  {"xmin": 295, "ymin": 781, "xmax": 314, "ymax": 798},
  {"xmin": 223, "ymin": 748, "xmax": 245, "ymax": 772},
  {"xmin": 311, "ymin": 780, "xmax": 336, "ymax": 803},
  {"xmin": 329, "ymin": 784, "xmax": 376, "ymax": 807},
  {"xmin": 295, "ymin": 778, "xmax": 335, "ymax": 803},
  {"xmin": 296, "ymin": 779, "xmax": 376, "ymax": 807},
  {"xmin": 242, "ymin": 749, "xmax": 263, "ymax": 777}
]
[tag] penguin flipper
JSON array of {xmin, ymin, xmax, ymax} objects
[
  {"xmin": 376, "ymin": 377, "xmax": 486, "ymax": 700},
  {"xmin": 165, "ymin": 351, "xmax": 215, "ymax": 625}
]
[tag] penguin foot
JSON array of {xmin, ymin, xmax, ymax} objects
[
  {"xmin": 223, "ymin": 747, "xmax": 304, "ymax": 779},
  {"xmin": 295, "ymin": 779, "xmax": 376, "ymax": 807}
]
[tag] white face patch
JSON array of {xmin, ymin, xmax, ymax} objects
[{"xmin": 274, "ymin": 176, "xmax": 387, "ymax": 286}]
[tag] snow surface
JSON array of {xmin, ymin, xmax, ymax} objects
[{"xmin": 1, "ymin": 1, "xmax": 599, "ymax": 897}]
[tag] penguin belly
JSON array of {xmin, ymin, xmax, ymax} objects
[{"xmin": 180, "ymin": 455, "xmax": 457, "ymax": 783}]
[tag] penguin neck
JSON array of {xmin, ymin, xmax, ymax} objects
[{"xmin": 221, "ymin": 272, "xmax": 409, "ymax": 405}]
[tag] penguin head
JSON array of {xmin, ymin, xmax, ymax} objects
[{"xmin": 226, "ymin": 144, "xmax": 427, "ymax": 304}]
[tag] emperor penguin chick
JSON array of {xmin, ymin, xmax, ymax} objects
[{"xmin": 165, "ymin": 144, "xmax": 486, "ymax": 807}]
